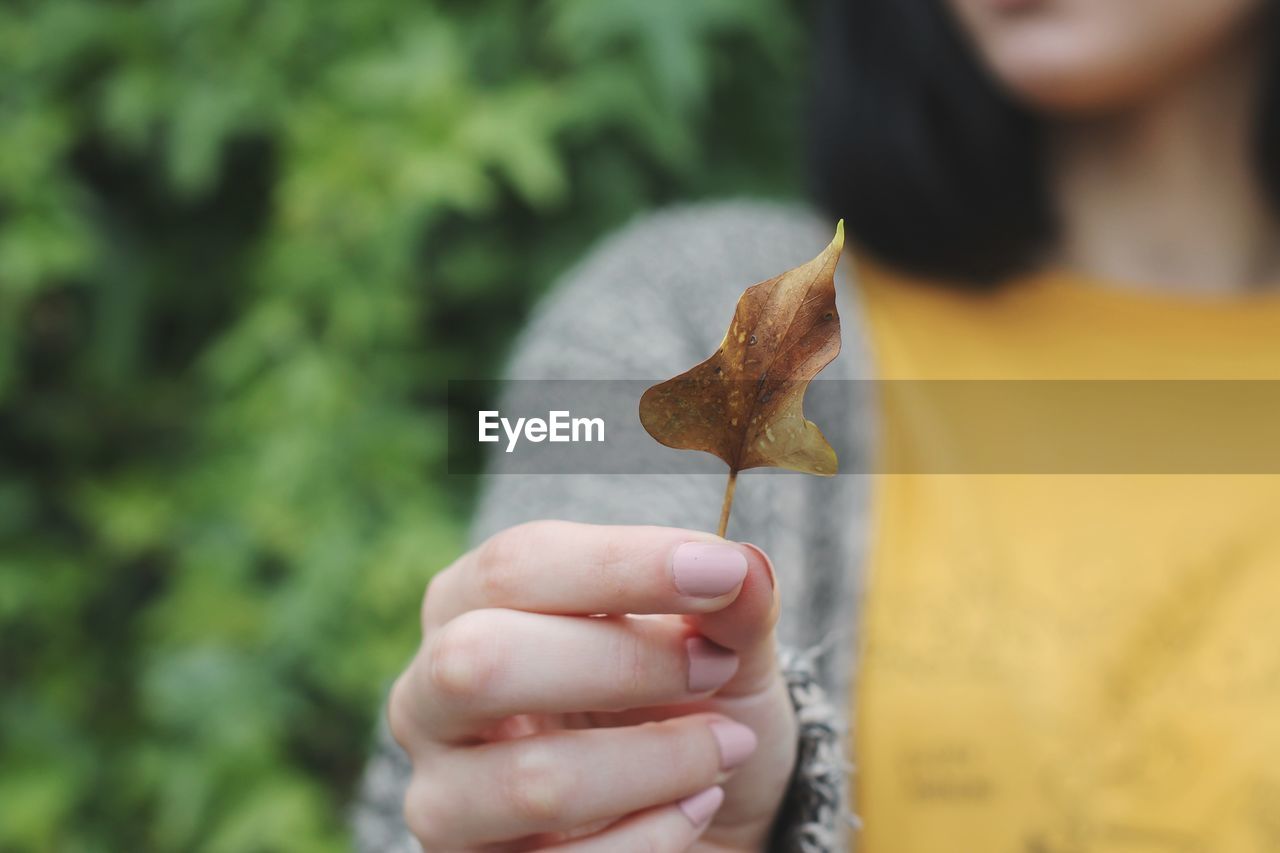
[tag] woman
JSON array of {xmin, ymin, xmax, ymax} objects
[{"xmin": 355, "ymin": 0, "xmax": 1280, "ymax": 849}]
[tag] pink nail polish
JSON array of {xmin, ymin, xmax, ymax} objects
[
  {"xmin": 686, "ymin": 636, "xmax": 738, "ymax": 692},
  {"xmin": 678, "ymin": 785, "xmax": 725, "ymax": 827},
  {"xmin": 672, "ymin": 542, "xmax": 748, "ymax": 598},
  {"xmin": 709, "ymin": 720, "xmax": 758, "ymax": 770}
]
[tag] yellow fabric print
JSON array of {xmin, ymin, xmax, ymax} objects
[{"xmin": 851, "ymin": 259, "xmax": 1280, "ymax": 853}]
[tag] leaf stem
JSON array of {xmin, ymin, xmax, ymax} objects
[{"xmin": 717, "ymin": 469, "xmax": 738, "ymax": 538}]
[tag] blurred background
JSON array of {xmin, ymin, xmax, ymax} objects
[{"xmin": 0, "ymin": 1, "xmax": 813, "ymax": 849}]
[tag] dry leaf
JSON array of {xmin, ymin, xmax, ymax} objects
[{"xmin": 639, "ymin": 221, "xmax": 845, "ymax": 536}]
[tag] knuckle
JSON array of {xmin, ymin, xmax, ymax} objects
[
  {"xmin": 420, "ymin": 569, "xmax": 448, "ymax": 629},
  {"xmin": 386, "ymin": 674, "xmax": 418, "ymax": 749},
  {"xmin": 473, "ymin": 522, "xmax": 541, "ymax": 601},
  {"xmin": 402, "ymin": 775, "xmax": 450, "ymax": 848},
  {"xmin": 653, "ymin": 717, "xmax": 720, "ymax": 783},
  {"xmin": 594, "ymin": 533, "xmax": 629, "ymax": 578},
  {"xmin": 501, "ymin": 740, "xmax": 578, "ymax": 825},
  {"xmin": 426, "ymin": 613, "xmax": 501, "ymax": 703},
  {"xmin": 612, "ymin": 629, "xmax": 649, "ymax": 696}
]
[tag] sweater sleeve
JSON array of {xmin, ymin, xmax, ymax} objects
[
  {"xmin": 767, "ymin": 642, "xmax": 857, "ymax": 852},
  {"xmin": 350, "ymin": 201, "xmax": 854, "ymax": 851}
]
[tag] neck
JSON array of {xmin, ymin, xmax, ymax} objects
[{"xmin": 1048, "ymin": 36, "xmax": 1280, "ymax": 295}]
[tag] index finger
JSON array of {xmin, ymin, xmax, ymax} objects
[{"xmin": 422, "ymin": 521, "xmax": 754, "ymax": 628}]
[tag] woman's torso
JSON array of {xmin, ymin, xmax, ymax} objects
[{"xmin": 851, "ymin": 258, "xmax": 1280, "ymax": 852}]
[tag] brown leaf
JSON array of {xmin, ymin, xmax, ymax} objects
[{"xmin": 639, "ymin": 221, "xmax": 844, "ymax": 506}]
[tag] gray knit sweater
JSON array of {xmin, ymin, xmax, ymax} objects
[{"xmin": 352, "ymin": 201, "xmax": 878, "ymax": 852}]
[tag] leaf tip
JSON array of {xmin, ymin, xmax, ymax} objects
[{"xmin": 833, "ymin": 219, "xmax": 845, "ymax": 251}]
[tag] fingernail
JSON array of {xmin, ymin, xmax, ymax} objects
[
  {"xmin": 709, "ymin": 719, "xmax": 758, "ymax": 770},
  {"xmin": 672, "ymin": 542, "xmax": 748, "ymax": 598},
  {"xmin": 686, "ymin": 636, "xmax": 739, "ymax": 692},
  {"xmin": 740, "ymin": 542, "xmax": 776, "ymax": 591},
  {"xmin": 678, "ymin": 785, "xmax": 724, "ymax": 828}
]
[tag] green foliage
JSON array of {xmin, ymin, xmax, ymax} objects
[{"xmin": 0, "ymin": 0, "xmax": 808, "ymax": 848}]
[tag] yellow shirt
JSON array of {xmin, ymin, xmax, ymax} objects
[{"xmin": 851, "ymin": 258, "xmax": 1280, "ymax": 853}]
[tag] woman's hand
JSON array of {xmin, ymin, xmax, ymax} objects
[{"xmin": 388, "ymin": 520, "xmax": 798, "ymax": 851}]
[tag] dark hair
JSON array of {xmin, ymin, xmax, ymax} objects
[{"xmin": 808, "ymin": 0, "xmax": 1280, "ymax": 288}]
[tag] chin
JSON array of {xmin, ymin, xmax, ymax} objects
[
  {"xmin": 947, "ymin": 0, "xmax": 1267, "ymax": 116},
  {"xmin": 995, "ymin": 63, "xmax": 1161, "ymax": 114},
  {"xmin": 981, "ymin": 38, "xmax": 1180, "ymax": 114}
]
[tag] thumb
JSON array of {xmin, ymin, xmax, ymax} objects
[{"xmin": 684, "ymin": 542, "xmax": 781, "ymax": 697}]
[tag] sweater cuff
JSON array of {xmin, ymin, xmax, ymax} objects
[{"xmin": 767, "ymin": 643, "xmax": 857, "ymax": 852}]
